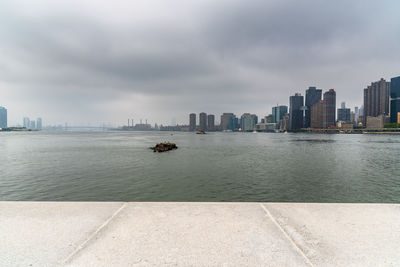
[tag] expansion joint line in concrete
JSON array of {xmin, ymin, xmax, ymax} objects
[
  {"xmin": 60, "ymin": 202, "xmax": 128, "ymax": 265},
  {"xmin": 259, "ymin": 203, "xmax": 315, "ymax": 267}
]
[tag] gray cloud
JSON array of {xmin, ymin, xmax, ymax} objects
[{"xmin": 0, "ymin": 0, "xmax": 399, "ymax": 126}]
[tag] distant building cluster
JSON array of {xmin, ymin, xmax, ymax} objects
[
  {"xmin": 363, "ymin": 76, "xmax": 400, "ymax": 129},
  {"xmin": 189, "ymin": 112, "xmax": 216, "ymax": 131},
  {"xmin": 121, "ymin": 119, "xmax": 152, "ymax": 131},
  {"xmin": 185, "ymin": 75, "xmax": 400, "ymax": 132},
  {"xmin": 23, "ymin": 117, "xmax": 43, "ymax": 130},
  {"xmin": 0, "ymin": 107, "xmax": 45, "ymax": 131}
]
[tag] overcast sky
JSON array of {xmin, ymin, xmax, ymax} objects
[{"xmin": 1, "ymin": 0, "xmax": 399, "ymax": 126}]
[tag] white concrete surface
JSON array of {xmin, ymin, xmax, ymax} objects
[{"xmin": 1, "ymin": 202, "xmax": 399, "ymax": 266}]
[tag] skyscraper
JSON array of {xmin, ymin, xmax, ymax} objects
[
  {"xmin": 207, "ymin": 114, "xmax": 215, "ymax": 131},
  {"xmin": 337, "ymin": 108, "xmax": 351, "ymax": 122},
  {"xmin": 310, "ymin": 100, "xmax": 324, "ymax": 128},
  {"xmin": 220, "ymin": 113, "xmax": 237, "ymax": 131},
  {"xmin": 272, "ymin": 105, "xmax": 288, "ymax": 124},
  {"xmin": 337, "ymin": 102, "xmax": 350, "ymax": 122},
  {"xmin": 289, "ymin": 93, "xmax": 304, "ymax": 130},
  {"xmin": 390, "ymin": 76, "xmax": 400, "ymax": 123},
  {"xmin": 363, "ymin": 78, "xmax": 390, "ymax": 122},
  {"xmin": 37, "ymin": 118, "xmax": 43, "ymax": 130},
  {"xmin": 240, "ymin": 113, "xmax": 258, "ymax": 131},
  {"xmin": 30, "ymin": 120, "xmax": 36, "ymax": 130},
  {"xmin": 23, "ymin": 117, "xmax": 30, "ymax": 128},
  {"xmin": 199, "ymin": 112, "xmax": 207, "ymax": 131},
  {"xmin": 305, "ymin": 87, "xmax": 322, "ymax": 128},
  {"xmin": 189, "ymin": 113, "xmax": 196, "ymax": 131},
  {"xmin": 323, "ymin": 89, "xmax": 336, "ymax": 128},
  {"xmin": 0, "ymin": 107, "xmax": 7, "ymax": 128}
]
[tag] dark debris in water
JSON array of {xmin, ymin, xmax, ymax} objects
[{"xmin": 150, "ymin": 142, "xmax": 178, "ymax": 152}]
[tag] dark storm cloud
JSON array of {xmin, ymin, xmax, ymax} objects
[{"xmin": 0, "ymin": 0, "xmax": 399, "ymax": 125}]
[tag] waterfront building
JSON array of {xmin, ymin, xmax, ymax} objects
[
  {"xmin": 256, "ymin": 122, "xmax": 278, "ymax": 132},
  {"xmin": 366, "ymin": 115, "xmax": 390, "ymax": 129},
  {"xmin": 265, "ymin": 114, "xmax": 274, "ymax": 123},
  {"xmin": 390, "ymin": 99, "xmax": 400, "ymax": 124},
  {"xmin": 240, "ymin": 113, "xmax": 258, "ymax": 131},
  {"xmin": 337, "ymin": 121, "xmax": 354, "ymax": 129},
  {"xmin": 220, "ymin": 113, "xmax": 237, "ymax": 131},
  {"xmin": 199, "ymin": 112, "xmax": 207, "ymax": 131},
  {"xmin": 207, "ymin": 114, "xmax": 215, "ymax": 131},
  {"xmin": 337, "ymin": 102, "xmax": 351, "ymax": 122},
  {"xmin": 363, "ymin": 78, "xmax": 390, "ymax": 124},
  {"xmin": 323, "ymin": 89, "xmax": 336, "ymax": 128},
  {"xmin": 0, "ymin": 107, "xmax": 7, "ymax": 128},
  {"xmin": 37, "ymin": 118, "xmax": 43, "ymax": 130},
  {"xmin": 350, "ymin": 111, "xmax": 356, "ymax": 124},
  {"xmin": 189, "ymin": 113, "xmax": 196, "ymax": 131},
  {"xmin": 353, "ymin": 107, "xmax": 360, "ymax": 124},
  {"xmin": 289, "ymin": 93, "xmax": 304, "ymax": 130},
  {"xmin": 305, "ymin": 87, "xmax": 322, "ymax": 128},
  {"xmin": 310, "ymin": 100, "xmax": 324, "ymax": 129},
  {"xmin": 23, "ymin": 117, "xmax": 30, "ymax": 128},
  {"xmin": 233, "ymin": 117, "xmax": 239, "ymax": 131},
  {"xmin": 280, "ymin": 113, "xmax": 290, "ymax": 131},
  {"xmin": 272, "ymin": 105, "xmax": 288, "ymax": 124},
  {"xmin": 30, "ymin": 120, "xmax": 36, "ymax": 130},
  {"xmin": 390, "ymin": 76, "xmax": 400, "ymax": 123}
]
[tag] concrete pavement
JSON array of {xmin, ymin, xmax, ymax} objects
[{"xmin": 1, "ymin": 202, "xmax": 399, "ymax": 266}]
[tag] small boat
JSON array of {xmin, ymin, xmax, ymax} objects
[{"xmin": 196, "ymin": 130, "xmax": 206, "ymax": 134}]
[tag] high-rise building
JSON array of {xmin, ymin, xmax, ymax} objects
[
  {"xmin": 189, "ymin": 113, "xmax": 196, "ymax": 131},
  {"xmin": 289, "ymin": 93, "xmax": 304, "ymax": 130},
  {"xmin": 390, "ymin": 76, "xmax": 400, "ymax": 123},
  {"xmin": 363, "ymin": 78, "xmax": 390, "ymax": 123},
  {"xmin": 23, "ymin": 117, "xmax": 30, "ymax": 128},
  {"xmin": 30, "ymin": 120, "xmax": 36, "ymax": 130},
  {"xmin": 240, "ymin": 113, "xmax": 258, "ymax": 131},
  {"xmin": 207, "ymin": 114, "xmax": 215, "ymax": 131},
  {"xmin": 272, "ymin": 105, "xmax": 288, "ymax": 124},
  {"xmin": 337, "ymin": 108, "xmax": 351, "ymax": 122},
  {"xmin": 280, "ymin": 113, "xmax": 290, "ymax": 132},
  {"xmin": 37, "ymin": 118, "xmax": 43, "ymax": 130},
  {"xmin": 199, "ymin": 112, "xmax": 207, "ymax": 131},
  {"xmin": 350, "ymin": 111, "xmax": 356, "ymax": 124},
  {"xmin": 337, "ymin": 102, "xmax": 351, "ymax": 122},
  {"xmin": 265, "ymin": 114, "xmax": 274, "ymax": 123},
  {"xmin": 310, "ymin": 100, "xmax": 324, "ymax": 128},
  {"xmin": 305, "ymin": 87, "xmax": 322, "ymax": 128},
  {"xmin": 0, "ymin": 107, "xmax": 7, "ymax": 128},
  {"xmin": 220, "ymin": 113, "xmax": 237, "ymax": 131},
  {"xmin": 323, "ymin": 89, "xmax": 336, "ymax": 128}
]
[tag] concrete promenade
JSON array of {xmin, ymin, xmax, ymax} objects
[{"xmin": 1, "ymin": 202, "xmax": 400, "ymax": 266}]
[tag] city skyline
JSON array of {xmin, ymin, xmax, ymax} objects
[{"xmin": 1, "ymin": 0, "xmax": 400, "ymax": 126}]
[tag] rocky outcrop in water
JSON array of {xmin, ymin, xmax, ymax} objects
[{"xmin": 150, "ymin": 142, "xmax": 178, "ymax": 152}]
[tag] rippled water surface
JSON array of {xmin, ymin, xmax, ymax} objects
[{"xmin": 1, "ymin": 131, "xmax": 399, "ymax": 202}]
